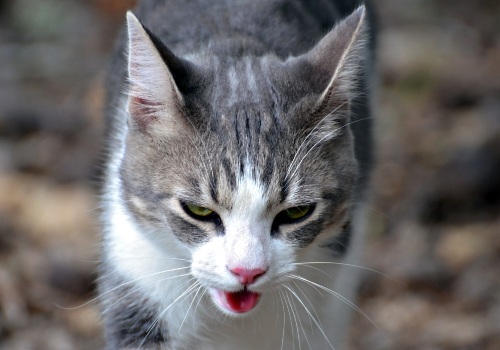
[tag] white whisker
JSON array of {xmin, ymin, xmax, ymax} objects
[
  {"xmin": 280, "ymin": 289, "xmax": 295, "ymax": 350},
  {"xmin": 285, "ymin": 98, "xmax": 351, "ymax": 181},
  {"xmin": 100, "ymin": 272, "xmax": 193, "ymax": 319},
  {"xmin": 291, "ymin": 281, "xmax": 320, "ymax": 331},
  {"xmin": 56, "ymin": 266, "xmax": 191, "ymax": 311},
  {"xmin": 285, "ymin": 116, "xmax": 374, "ymax": 193},
  {"xmin": 178, "ymin": 282, "xmax": 203, "ymax": 333},
  {"xmin": 289, "ymin": 273, "xmax": 378, "ymax": 328},
  {"xmin": 137, "ymin": 279, "xmax": 199, "ymax": 349},
  {"xmin": 192, "ymin": 287, "xmax": 207, "ymax": 326},
  {"xmin": 293, "ymin": 261, "xmax": 399, "ymax": 282},
  {"xmin": 286, "ymin": 285, "xmax": 313, "ymax": 350},
  {"xmin": 278, "ymin": 290, "xmax": 287, "ymax": 350},
  {"xmin": 284, "ymin": 289, "xmax": 302, "ymax": 350},
  {"xmin": 284, "ymin": 285, "xmax": 336, "ymax": 350}
]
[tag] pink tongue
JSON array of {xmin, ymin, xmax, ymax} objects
[{"xmin": 224, "ymin": 289, "xmax": 260, "ymax": 313}]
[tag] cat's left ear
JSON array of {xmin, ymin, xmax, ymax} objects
[
  {"xmin": 125, "ymin": 12, "xmax": 194, "ymax": 135},
  {"xmin": 301, "ymin": 6, "xmax": 369, "ymax": 120}
]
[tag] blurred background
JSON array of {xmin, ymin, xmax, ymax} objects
[{"xmin": 0, "ymin": 0, "xmax": 498, "ymax": 349}]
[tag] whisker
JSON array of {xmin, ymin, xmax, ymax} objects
[
  {"xmin": 82, "ymin": 205, "xmax": 106, "ymax": 213},
  {"xmin": 281, "ymin": 290, "xmax": 296, "ymax": 350},
  {"xmin": 293, "ymin": 262, "xmax": 399, "ymax": 282},
  {"xmin": 92, "ymin": 256, "xmax": 193, "ymax": 263},
  {"xmin": 286, "ymin": 286, "xmax": 313, "ymax": 350},
  {"xmin": 294, "ymin": 264, "xmax": 334, "ymax": 281},
  {"xmin": 56, "ymin": 266, "xmax": 191, "ymax": 310},
  {"xmin": 100, "ymin": 272, "xmax": 193, "ymax": 319},
  {"xmin": 284, "ymin": 289, "xmax": 302, "ymax": 350},
  {"xmin": 283, "ymin": 82, "xmax": 375, "ymax": 194},
  {"xmin": 178, "ymin": 283, "xmax": 204, "ymax": 333},
  {"xmin": 287, "ymin": 274, "xmax": 324, "ymax": 297},
  {"xmin": 284, "ymin": 285, "xmax": 336, "ymax": 350},
  {"xmin": 291, "ymin": 281, "xmax": 320, "ymax": 331},
  {"xmin": 289, "ymin": 274, "xmax": 378, "ymax": 329},
  {"xmin": 285, "ymin": 112, "xmax": 331, "ymax": 180},
  {"xmin": 278, "ymin": 290, "xmax": 287, "ymax": 350},
  {"xmin": 285, "ymin": 116, "xmax": 374, "ymax": 193},
  {"xmin": 192, "ymin": 287, "xmax": 207, "ymax": 326},
  {"xmin": 137, "ymin": 279, "xmax": 199, "ymax": 349},
  {"xmin": 285, "ymin": 98, "xmax": 351, "ymax": 181}
]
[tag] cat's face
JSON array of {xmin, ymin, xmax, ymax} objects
[{"xmin": 119, "ymin": 10, "xmax": 366, "ymax": 314}]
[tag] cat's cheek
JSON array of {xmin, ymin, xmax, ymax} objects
[
  {"xmin": 267, "ymin": 238, "xmax": 297, "ymax": 282},
  {"xmin": 190, "ymin": 236, "xmax": 234, "ymax": 288}
]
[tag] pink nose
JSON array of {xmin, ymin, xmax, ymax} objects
[{"xmin": 230, "ymin": 267, "xmax": 266, "ymax": 285}]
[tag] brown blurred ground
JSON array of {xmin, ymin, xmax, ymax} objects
[{"xmin": 0, "ymin": 0, "xmax": 499, "ymax": 349}]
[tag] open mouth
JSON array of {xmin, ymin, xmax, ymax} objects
[{"xmin": 213, "ymin": 288, "xmax": 261, "ymax": 313}]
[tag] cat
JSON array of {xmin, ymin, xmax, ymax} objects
[{"xmin": 99, "ymin": 0, "xmax": 374, "ymax": 349}]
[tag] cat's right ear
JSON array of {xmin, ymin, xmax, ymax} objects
[
  {"xmin": 289, "ymin": 6, "xmax": 369, "ymax": 141},
  {"xmin": 125, "ymin": 12, "xmax": 188, "ymax": 135},
  {"xmin": 307, "ymin": 6, "xmax": 368, "ymax": 113}
]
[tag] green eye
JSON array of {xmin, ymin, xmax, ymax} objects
[
  {"xmin": 272, "ymin": 204, "xmax": 315, "ymax": 229},
  {"xmin": 185, "ymin": 203, "xmax": 214, "ymax": 217},
  {"xmin": 284, "ymin": 205, "xmax": 312, "ymax": 220}
]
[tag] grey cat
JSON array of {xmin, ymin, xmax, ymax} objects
[{"xmin": 100, "ymin": 0, "xmax": 375, "ymax": 349}]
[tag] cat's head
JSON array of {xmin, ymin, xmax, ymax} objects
[{"xmin": 119, "ymin": 7, "xmax": 368, "ymax": 315}]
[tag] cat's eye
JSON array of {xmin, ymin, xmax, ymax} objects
[
  {"xmin": 274, "ymin": 204, "xmax": 315, "ymax": 227},
  {"xmin": 184, "ymin": 203, "xmax": 214, "ymax": 217},
  {"xmin": 284, "ymin": 206, "xmax": 311, "ymax": 220},
  {"xmin": 181, "ymin": 202, "xmax": 222, "ymax": 226}
]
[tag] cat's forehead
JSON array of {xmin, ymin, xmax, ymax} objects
[
  {"xmin": 208, "ymin": 56, "xmax": 279, "ymax": 109},
  {"xmin": 164, "ymin": 55, "xmax": 353, "ymax": 205},
  {"xmin": 190, "ymin": 55, "xmax": 304, "ymax": 114}
]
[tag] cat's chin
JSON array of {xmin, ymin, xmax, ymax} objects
[{"xmin": 209, "ymin": 287, "xmax": 261, "ymax": 314}]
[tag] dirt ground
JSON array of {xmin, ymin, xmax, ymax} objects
[{"xmin": 0, "ymin": 0, "xmax": 499, "ymax": 349}]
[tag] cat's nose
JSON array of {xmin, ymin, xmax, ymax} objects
[{"xmin": 230, "ymin": 267, "xmax": 266, "ymax": 285}]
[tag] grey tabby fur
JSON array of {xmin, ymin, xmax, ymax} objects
[{"xmin": 100, "ymin": 0, "xmax": 375, "ymax": 349}]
